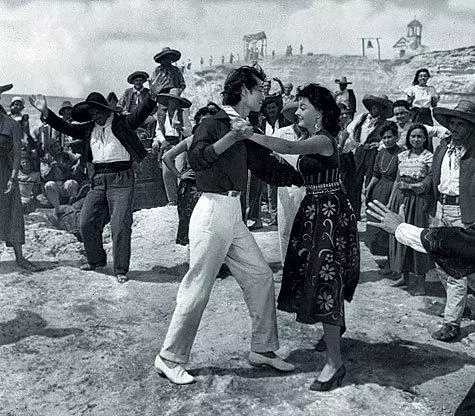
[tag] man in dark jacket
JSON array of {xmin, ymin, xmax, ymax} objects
[
  {"xmin": 154, "ymin": 65, "xmax": 303, "ymax": 385},
  {"xmin": 29, "ymin": 74, "xmax": 167, "ymax": 283}
]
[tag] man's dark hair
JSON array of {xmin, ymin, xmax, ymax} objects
[
  {"xmin": 222, "ymin": 65, "xmax": 266, "ymax": 106},
  {"xmin": 393, "ymin": 100, "xmax": 411, "ymax": 111}
]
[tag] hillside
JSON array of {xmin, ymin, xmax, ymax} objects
[{"xmin": 185, "ymin": 46, "xmax": 475, "ymax": 113}]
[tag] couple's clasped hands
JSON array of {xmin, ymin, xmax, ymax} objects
[{"xmin": 229, "ymin": 119, "xmax": 254, "ymax": 142}]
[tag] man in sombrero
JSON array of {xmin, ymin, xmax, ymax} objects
[
  {"xmin": 425, "ymin": 100, "xmax": 475, "ymax": 342},
  {"xmin": 118, "ymin": 71, "xmax": 156, "ymax": 137},
  {"xmin": 28, "ymin": 73, "xmax": 169, "ymax": 283},
  {"xmin": 334, "ymin": 76, "xmax": 356, "ymax": 120},
  {"xmin": 345, "ymin": 93, "xmax": 393, "ymax": 219},
  {"xmin": 0, "ymin": 83, "xmax": 13, "ymax": 114},
  {"xmin": 152, "ymin": 89, "xmax": 192, "ymax": 205},
  {"xmin": 151, "ymin": 47, "xmax": 186, "ymax": 94}
]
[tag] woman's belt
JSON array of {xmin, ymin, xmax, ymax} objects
[
  {"xmin": 94, "ymin": 161, "xmax": 133, "ymax": 174},
  {"xmin": 305, "ymin": 182, "xmax": 341, "ymax": 194}
]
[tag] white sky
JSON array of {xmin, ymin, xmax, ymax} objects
[{"xmin": 1, "ymin": 0, "xmax": 474, "ymax": 97}]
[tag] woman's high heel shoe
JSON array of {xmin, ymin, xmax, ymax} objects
[{"xmin": 309, "ymin": 365, "xmax": 346, "ymax": 391}]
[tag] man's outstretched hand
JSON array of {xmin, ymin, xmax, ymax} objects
[{"xmin": 29, "ymin": 94, "xmax": 48, "ymax": 114}]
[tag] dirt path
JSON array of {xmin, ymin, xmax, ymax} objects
[{"xmin": 0, "ymin": 206, "xmax": 473, "ymax": 415}]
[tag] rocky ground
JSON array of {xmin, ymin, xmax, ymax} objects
[{"xmin": 0, "ymin": 206, "xmax": 474, "ymax": 416}]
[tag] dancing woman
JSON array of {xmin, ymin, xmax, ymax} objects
[{"xmin": 249, "ymin": 84, "xmax": 360, "ymax": 391}]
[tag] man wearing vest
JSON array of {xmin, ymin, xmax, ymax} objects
[
  {"xmin": 346, "ymin": 94, "xmax": 393, "ymax": 219},
  {"xmin": 427, "ymin": 100, "xmax": 475, "ymax": 342},
  {"xmin": 119, "ymin": 71, "xmax": 157, "ymax": 138},
  {"xmin": 29, "ymin": 74, "xmax": 168, "ymax": 283}
]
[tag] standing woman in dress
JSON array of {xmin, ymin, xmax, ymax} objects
[
  {"xmin": 249, "ymin": 84, "xmax": 360, "ymax": 391},
  {"xmin": 0, "ymin": 107, "xmax": 38, "ymax": 270},
  {"xmin": 364, "ymin": 121, "xmax": 403, "ymax": 272},
  {"xmin": 405, "ymin": 68, "xmax": 440, "ymax": 126},
  {"xmin": 388, "ymin": 124, "xmax": 435, "ymax": 294}
]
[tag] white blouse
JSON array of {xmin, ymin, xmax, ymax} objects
[{"xmin": 404, "ymin": 85, "xmax": 439, "ymax": 108}]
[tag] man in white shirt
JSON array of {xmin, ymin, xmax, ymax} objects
[
  {"xmin": 29, "ymin": 75, "xmax": 167, "ymax": 283},
  {"xmin": 424, "ymin": 100, "xmax": 475, "ymax": 341}
]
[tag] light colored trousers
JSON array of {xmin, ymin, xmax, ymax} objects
[
  {"xmin": 160, "ymin": 192, "xmax": 279, "ymax": 364},
  {"xmin": 433, "ymin": 203, "xmax": 475, "ymax": 325},
  {"xmin": 277, "ymin": 186, "xmax": 306, "ymax": 266}
]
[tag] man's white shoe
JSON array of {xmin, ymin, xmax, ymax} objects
[
  {"xmin": 248, "ymin": 351, "xmax": 295, "ymax": 372},
  {"xmin": 154, "ymin": 355, "xmax": 195, "ymax": 384}
]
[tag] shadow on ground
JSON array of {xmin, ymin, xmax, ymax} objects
[{"xmin": 0, "ymin": 310, "xmax": 83, "ymax": 346}]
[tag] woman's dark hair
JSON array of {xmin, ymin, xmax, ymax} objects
[
  {"xmin": 412, "ymin": 68, "xmax": 430, "ymax": 86},
  {"xmin": 405, "ymin": 123, "xmax": 430, "ymax": 150},
  {"xmin": 296, "ymin": 83, "xmax": 341, "ymax": 137},
  {"xmin": 222, "ymin": 65, "xmax": 266, "ymax": 106},
  {"xmin": 379, "ymin": 120, "xmax": 398, "ymax": 138},
  {"xmin": 192, "ymin": 106, "xmax": 211, "ymax": 134},
  {"xmin": 206, "ymin": 101, "xmax": 220, "ymax": 115}
]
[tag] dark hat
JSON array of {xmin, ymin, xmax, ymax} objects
[
  {"xmin": 71, "ymin": 92, "xmax": 122, "ymax": 122},
  {"xmin": 335, "ymin": 76, "xmax": 352, "ymax": 85},
  {"xmin": 155, "ymin": 88, "xmax": 191, "ymax": 109},
  {"xmin": 127, "ymin": 71, "xmax": 149, "ymax": 84},
  {"xmin": 362, "ymin": 94, "xmax": 394, "ymax": 119},
  {"xmin": 59, "ymin": 100, "xmax": 73, "ymax": 116},
  {"xmin": 433, "ymin": 100, "xmax": 475, "ymax": 130},
  {"xmin": 154, "ymin": 47, "xmax": 181, "ymax": 63},
  {"xmin": 281, "ymin": 101, "xmax": 299, "ymax": 124},
  {"xmin": 0, "ymin": 84, "xmax": 13, "ymax": 94}
]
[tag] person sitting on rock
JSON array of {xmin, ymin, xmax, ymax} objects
[{"xmin": 41, "ymin": 140, "xmax": 81, "ymax": 213}]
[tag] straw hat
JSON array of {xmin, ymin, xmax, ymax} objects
[
  {"xmin": 155, "ymin": 88, "xmax": 191, "ymax": 109},
  {"xmin": 433, "ymin": 100, "xmax": 475, "ymax": 130},
  {"xmin": 362, "ymin": 94, "xmax": 394, "ymax": 119},
  {"xmin": 335, "ymin": 76, "xmax": 352, "ymax": 85},
  {"xmin": 127, "ymin": 71, "xmax": 149, "ymax": 84},
  {"xmin": 71, "ymin": 92, "xmax": 122, "ymax": 122},
  {"xmin": 153, "ymin": 47, "xmax": 181, "ymax": 63}
]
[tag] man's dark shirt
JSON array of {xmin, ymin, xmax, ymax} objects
[{"xmin": 188, "ymin": 109, "xmax": 303, "ymax": 193}]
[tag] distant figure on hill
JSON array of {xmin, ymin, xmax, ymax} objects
[
  {"xmin": 200, "ymin": 56, "xmax": 204, "ymax": 68},
  {"xmin": 221, "ymin": 55, "xmax": 225, "ymax": 64},
  {"xmin": 229, "ymin": 53, "xmax": 234, "ymax": 64},
  {"xmin": 299, "ymin": 44, "xmax": 303, "ymax": 55},
  {"xmin": 186, "ymin": 59, "xmax": 191, "ymax": 71},
  {"xmin": 272, "ymin": 50, "xmax": 275, "ymax": 59},
  {"xmin": 334, "ymin": 76, "xmax": 356, "ymax": 120},
  {"xmin": 209, "ymin": 55, "xmax": 213, "ymax": 67}
]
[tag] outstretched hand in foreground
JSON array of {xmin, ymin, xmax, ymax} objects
[{"xmin": 366, "ymin": 200, "xmax": 405, "ymax": 235}]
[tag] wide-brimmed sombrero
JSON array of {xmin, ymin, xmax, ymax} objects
[
  {"xmin": 127, "ymin": 71, "xmax": 149, "ymax": 84},
  {"xmin": 154, "ymin": 47, "xmax": 181, "ymax": 63},
  {"xmin": 155, "ymin": 88, "xmax": 191, "ymax": 109},
  {"xmin": 433, "ymin": 100, "xmax": 475, "ymax": 130},
  {"xmin": 0, "ymin": 84, "xmax": 13, "ymax": 94},
  {"xmin": 362, "ymin": 94, "xmax": 393, "ymax": 119},
  {"xmin": 71, "ymin": 92, "xmax": 122, "ymax": 122},
  {"xmin": 281, "ymin": 101, "xmax": 299, "ymax": 123},
  {"xmin": 59, "ymin": 100, "xmax": 73, "ymax": 116},
  {"xmin": 335, "ymin": 76, "xmax": 352, "ymax": 85}
]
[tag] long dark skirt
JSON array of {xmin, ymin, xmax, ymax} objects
[
  {"xmin": 388, "ymin": 189, "xmax": 435, "ymax": 274},
  {"xmin": 365, "ymin": 177, "xmax": 395, "ymax": 256},
  {"xmin": 410, "ymin": 107, "xmax": 433, "ymax": 126},
  {"xmin": 277, "ymin": 190, "xmax": 360, "ymax": 327},
  {"xmin": 176, "ymin": 179, "xmax": 200, "ymax": 245}
]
